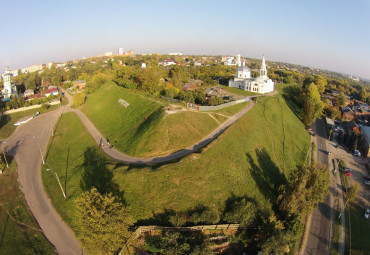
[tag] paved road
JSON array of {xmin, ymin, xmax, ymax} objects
[
  {"xmin": 0, "ymin": 103, "xmax": 82, "ymax": 255},
  {"xmin": 303, "ymin": 118, "xmax": 336, "ymax": 255}
]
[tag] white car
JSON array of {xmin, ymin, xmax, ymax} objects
[
  {"xmin": 365, "ymin": 209, "xmax": 370, "ymax": 219},
  {"xmin": 365, "ymin": 180, "xmax": 370, "ymax": 186}
]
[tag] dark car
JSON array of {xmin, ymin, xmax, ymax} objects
[
  {"xmin": 325, "ymin": 151, "xmax": 332, "ymax": 155},
  {"xmin": 364, "ymin": 176, "xmax": 370, "ymax": 181}
]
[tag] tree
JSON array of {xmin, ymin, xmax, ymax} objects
[
  {"xmin": 337, "ymin": 92, "xmax": 347, "ymax": 107},
  {"xmin": 277, "ymin": 163, "xmax": 329, "ymax": 215},
  {"xmin": 224, "ymin": 198, "xmax": 257, "ymax": 227},
  {"xmin": 73, "ymin": 92, "xmax": 86, "ymax": 106},
  {"xmin": 302, "ymin": 83, "xmax": 324, "ymax": 127},
  {"xmin": 314, "ymin": 75, "xmax": 327, "ymax": 94},
  {"xmin": 361, "ymin": 87, "xmax": 368, "ymax": 102},
  {"xmin": 74, "ymin": 188, "xmax": 133, "ymax": 255},
  {"xmin": 346, "ymin": 183, "xmax": 360, "ymax": 206}
]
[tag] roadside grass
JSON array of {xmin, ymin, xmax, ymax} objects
[
  {"xmin": 332, "ymin": 206, "xmax": 342, "ymax": 255},
  {"xmin": 219, "ymin": 85, "xmax": 258, "ymax": 96},
  {"xmin": 43, "ymin": 92, "xmax": 310, "ymax": 226},
  {"xmin": 0, "ymin": 104, "xmax": 59, "ymax": 139},
  {"xmin": 212, "ymin": 102, "xmax": 248, "ymax": 116},
  {"xmin": 0, "ymin": 156, "xmax": 55, "ymax": 254},
  {"xmin": 82, "ymin": 82, "xmax": 233, "ymax": 157},
  {"xmin": 346, "ymin": 203, "xmax": 370, "ymax": 253}
]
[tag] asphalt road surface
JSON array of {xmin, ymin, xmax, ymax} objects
[{"xmin": 303, "ymin": 118, "xmax": 335, "ymax": 255}]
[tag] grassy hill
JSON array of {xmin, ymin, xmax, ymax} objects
[
  {"xmin": 82, "ymin": 82, "xmax": 228, "ymax": 157},
  {"xmin": 43, "ymin": 90, "xmax": 310, "ymax": 226}
]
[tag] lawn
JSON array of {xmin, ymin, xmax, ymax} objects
[
  {"xmin": 82, "ymin": 82, "xmax": 231, "ymax": 157},
  {"xmin": 346, "ymin": 204, "xmax": 370, "ymax": 253},
  {"xmin": 0, "ymin": 104, "xmax": 59, "ymax": 139},
  {"xmin": 219, "ymin": 85, "xmax": 259, "ymax": 96},
  {"xmin": 0, "ymin": 156, "xmax": 55, "ymax": 254},
  {"xmin": 43, "ymin": 92, "xmax": 310, "ymax": 227}
]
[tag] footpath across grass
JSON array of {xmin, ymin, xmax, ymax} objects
[
  {"xmin": 0, "ymin": 156, "xmax": 55, "ymax": 254},
  {"xmin": 82, "ymin": 82, "xmax": 231, "ymax": 157},
  {"xmin": 43, "ymin": 91, "xmax": 309, "ymax": 228},
  {"xmin": 0, "ymin": 105, "xmax": 59, "ymax": 139}
]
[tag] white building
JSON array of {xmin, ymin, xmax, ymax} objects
[
  {"xmin": 21, "ymin": 64, "xmax": 44, "ymax": 74},
  {"xmin": 228, "ymin": 55, "xmax": 274, "ymax": 94},
  {"xmin": 2, "ymin": 64, "xmax": 17, "ymax": 99},
  {"xmin": 141, "ymin": 62, "xmax": 146, "ymax": 69},
  {"xmin": 169, "ymin": 53, "xmax": 182, "ymax": 56}
]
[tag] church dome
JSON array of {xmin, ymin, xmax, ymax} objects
[
  {"xmin": 237, "ymin": 65, "xmax": 250, "ymax": 72},
  {"xmin": 255, "ymin": 76, "xmax": 265, "ymax": 83}
]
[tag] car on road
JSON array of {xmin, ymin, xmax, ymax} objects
[
  {"xmin": 365, "ymin": 180, "xmax": 370, "ymax": 185},
  {"xmin": 34, "ymin": 112, "xmax": 40, "ymax": 117},
  {"xmin": 364, "ymin": 176, "xmax": 370, "ymax": 181},
  {"xmin": 365, "ymin": 209, "xmax": 370, "ymax": 219},
  {"xmin": 325, "ymin": 150, "xmax": 332, "ymax": 155},
  {"xmin": 345, "ymin": 171, "xmax": 353, "ymax": 176},
  {"xmin": 354, "ymin": 150, "xmax": 361, "ymax": 157},
  {"xmin": 345, "ymin": 167, "xmax": 353, "ymax": 172}
]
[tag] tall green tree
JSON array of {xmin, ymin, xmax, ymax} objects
[
  {"xmin": 314, "ymin": 75, "xmax": 327, "ymax": 94},
  {"xmin": 277, "ymin": 163, "xmax": 329, "ymax": 215},
  {"xmin": 337, "ymin": 92, "xmax": 347, "ymax": 106},
  {"xmin": 302, "ymin": 83, "xmax": 324, "ymax": 127},
  {"xmin": 361, "ymin": 87, "xmax": 368, "ymax": 102},
  {"xmin": 74, "ymin": 188, "xmax": 133, "ymax": 255}
]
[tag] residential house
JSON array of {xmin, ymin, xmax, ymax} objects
[
  {"xmin": 23, "ymin": 89, "xmax": 34, "ymax": 97},
  {"xmin": 42, "ymin": 88, "xmax": 59, "ymax": 97},
  {"xmin": 73, "ymin": 80, "xmax": 86, "ymax": 90}
]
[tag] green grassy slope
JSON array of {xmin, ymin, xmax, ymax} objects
[
  {"xmin": 44, "ymin": 92, "xmax": 310, "ymax": 225},
  {"xmin": 82, "ymin": 82, "xmax": 229, "ymax": 157},
  {"xmin": 0, "ymin": 157, "xmax": 55, "ymax": 254}
]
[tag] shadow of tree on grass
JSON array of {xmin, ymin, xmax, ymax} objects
[
  {"xmin": 80, "ymin": 147, "xmax": 123, "ymax": 200},
  {"xmin": 246, "ymin": 148, "xmax": 287, "ymax": 204}
]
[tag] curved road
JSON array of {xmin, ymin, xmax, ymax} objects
[{"xmin": 0, "ymin": 90, "xmax": 267, "ymax": 254}]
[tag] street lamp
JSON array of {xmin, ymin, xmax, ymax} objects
[{"xmin": 33, "ymin": 136, "xmax": 45, "ymax": 164}]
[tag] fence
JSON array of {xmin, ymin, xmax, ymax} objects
[
  {"xmin": 132, "ymin": 224, "xmax": 242, "ymax": 239},
  {"xmin": 4, "ymin": 100, "xmax": 60, "ymax": 115},
  {"xmin": 161, "ymin": 96, "xmax": 249, "ymax": 112}
]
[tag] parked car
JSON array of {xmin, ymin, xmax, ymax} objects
[
  {"xmin": 345, "ymin": 167, "xmax": 353, "ymax": 172},
  {"xmin": 365, "ymin": 209, "xmax": 370, "ymax": 219},
  {"xmin": 345, "ymin": 172, "xmax": 352, "ymax": 176},
  {"xmin": 34, "ymin": 112, "xmax": 40, "ymax": 117},
  {"xmin": 325, "ymin": 151, "xmax": 332, "ymax": 155},
  {"xmin": 364, "ymin": 176, "xmax": 370, "ymax": 181},
  {"xmin": 354, "ymin": 150, "xmax": 361, "ymax": 157},
  {"xmin": 365, "ymin": 180, "xmax": 370, "ymax": 185}
]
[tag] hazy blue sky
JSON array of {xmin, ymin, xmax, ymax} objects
[{"xmin": 1, "ymin": 0, "xmax": 369, "ymax": 79}]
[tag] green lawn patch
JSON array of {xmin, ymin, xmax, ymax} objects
[
  {"xmin": 44, "ymin": 92, "xmax": 310, "ymax": 227},
  {"xmin": 0, "ymin": 105, "xmax": 59, "ymax": 139},
  {"xmin": 82, "ymin": 82, "xmax": 230, "ymax": 157},
  {"xmin": 219, "ymin": 85, "xmax": 258, "ymax": 96},
  {"xmin": 0, "ymin": 156, "xmax": 55, "ymax": 254},
  {"xmin": 211, "ymin": 102, "xmax": 248, "ymax": 117},
  {"xmin": 346, "ymin": 204, "xmax": 370, "ymax": 253}
]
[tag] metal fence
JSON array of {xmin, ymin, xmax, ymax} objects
[{"xmin": 199, "ymin": 98, "xmax": 248, "ymax": 111}]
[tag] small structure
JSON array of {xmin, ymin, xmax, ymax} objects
[
  {"xmin": 158, "ymin": 59, "xmax": 175, "ymax": 66},
  {"xmin": 23, "ymin": 89, "xmax": 34, "ymax": 97},
  {"xmin": 360, "ymin": 126, "xmax": 370, "ymax": 157},
  {"xmin": 141, "ymin": 63, "xmax": 146, "ymax": 69},
  {"xmin": 73, "ymin": 80, "xmax": 86, "ymax": 90},
  {"xmin": 42, "ymin": 88, "xmax": 59, "ymax": 97}
]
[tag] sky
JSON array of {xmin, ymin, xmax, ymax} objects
[{"xmin": 1, "ymin": 0, "xmax": 369, "ymax": 79}]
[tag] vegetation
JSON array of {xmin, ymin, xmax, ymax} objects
[
  {"xmin": 302, "ymin": 83, "xmax": 324, "ymax": 127},
  {"xmin": 0, "ymin": 154, "xmax": 55, "ymax": 254},
  {"xmin": 43, "ymin": 89, "xmax": 310, "ymax": 252},
  {"xmin": 72, "ymin": 92, "xmax": 86, "ymax": 107},
  {"xmin": 82, "ymin": 82, "xmax": 229, "ymax": 157},
  {"xmin": 74, "ymin": 188, "xmax": 133, "ymax": 255}
]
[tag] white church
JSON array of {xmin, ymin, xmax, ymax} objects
[
  {"xmin": 228, "ymin": 55, "xmax": 274, "ymax": 94},
  {"xmin": 2, "ymin": 64, "xmax": 17, "ymax": 99}
]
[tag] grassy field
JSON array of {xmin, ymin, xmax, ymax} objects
[
  {"xmin": 0, "ymin": 156, "xmax": 55, "ymax": 254},
  {"xmin": 346, "ymin": 204, "xmax": 370, "ymax": 254},
  {"xmin": 43, "ymin": 91, "xmax": 310, "ymax": 227},
  {"xmin": 0, "ymin": 104, "xmax": 59, "ymax": 139},
  {"xmin": 82, "ymin": 82, "xmax": 230, "ymax": 157}
]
